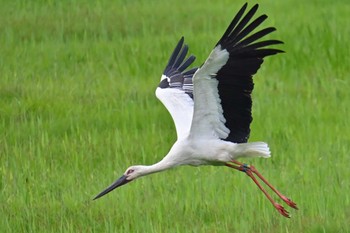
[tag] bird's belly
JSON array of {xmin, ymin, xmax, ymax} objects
[{"xmin": 177, "ymin": 139, "xmax": 234, "ymax": 166}]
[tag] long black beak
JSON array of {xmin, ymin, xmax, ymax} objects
[{"xmin": 93, "ymin": 175, "xmax": 132, "ymax": 200}]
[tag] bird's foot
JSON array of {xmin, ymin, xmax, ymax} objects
[
  {"xmin": 279, "ymin": 195, "xmax": 298, "ymax": 210},
  {"xmin": 274, "ymin": 203, "xmax": 290, "ymax": 218}
]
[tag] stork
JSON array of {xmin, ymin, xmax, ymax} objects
[{"xmin": 94, "ymin": 3, "xmax": 298, "ymax": 218}]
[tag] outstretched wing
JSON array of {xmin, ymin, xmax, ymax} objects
[
  {"xmin": 189, "ymin": 3, "xmax": 284, "ymax": 143},
  {"xmin": 156, "ymin": 37, "xmax": 198, "ymax": 140}
]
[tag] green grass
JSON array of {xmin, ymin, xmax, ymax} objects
[{"xmin": 1, "ymin": 0, "xmax": 350, "ymax": 232}]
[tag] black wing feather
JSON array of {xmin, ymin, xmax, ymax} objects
[
  {"xmin": 163, "ymin": 37, "xmax": 184, "ymax": 75},
  {"xmin": 173, "ymin": 45, "xmax": 189, "ymax": 69},
  {"xmin": 233, "ymin": 27, "xmax": 278, "ymax": 48},
  {"xmin": 178, "ymin": 55, "xmax": 196, "ymax": 72},
  {"xmin": 227, "ymin": 4, "xmax": 259, "ymax": 41},
  {"xmin": 214, "ymin": 3, "xmax": 284, "ymax": 143},
  {"xmin": 160, "ymin": 37, "xmax": 198, "ymax": 98},
  {"xmin": 231, "ymin": 15, "xmax": 268, "ymax": 44},
  {"xmin": 239, "ymin": 40, "xmax": 284, "ymax": 52},
  {"xmin": 217, "ymin": 3, "xmax": 248, "ymax": 46}
]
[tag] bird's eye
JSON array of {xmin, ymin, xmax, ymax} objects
[{"xmin": 126, "ymin": 169, "xmax": 134, "ymax": 175}]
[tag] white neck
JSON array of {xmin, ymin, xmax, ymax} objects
[
  {"xmin": 146, "ymin": 159, "xmax": 175, "ymax": 174},
  {"xmin": 137, "ymin": 156, "xmax": 178, "ymax": 178}
]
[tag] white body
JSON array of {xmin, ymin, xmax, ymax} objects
[
  {"xmin": 164, "ymin": 138, "xmax": 270, "ymax": 167},
  {"xmin": 127, "ymin": 138, "xmax": 270, "ymax": 180}
]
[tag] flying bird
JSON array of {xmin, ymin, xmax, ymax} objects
[{"xmin": 94, "ymin": 3, "xmax": 298, "ymax": 218}]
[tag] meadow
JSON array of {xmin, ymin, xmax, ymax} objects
[{"xmin": 1, "ymin": 0, "xmax": 349, "ymax": 232}]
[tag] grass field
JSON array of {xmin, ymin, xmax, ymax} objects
[{"xmin": 1, "ymin": 0, "xmax": 350, "ymax": 232}]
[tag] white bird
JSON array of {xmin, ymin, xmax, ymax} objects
[{"xmin": 94, "ymin": 3, "xmax": 298, "ymax": 217}]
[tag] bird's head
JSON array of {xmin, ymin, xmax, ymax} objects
[
  {"xmin": 123, "ymin": 165, "xmax": 147, "ymax": 180},
  {"xmin": 93, "ymin": 165, "xmax": 146, "ymax": 200}
]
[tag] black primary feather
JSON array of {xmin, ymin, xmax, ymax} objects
[
  {"xmin": 160, "ymin": 37, "xmax": 198, "ymax": 98},
  {"xmin": 213, "ymin": 3, "xmax": 284, "ymax": 143}
]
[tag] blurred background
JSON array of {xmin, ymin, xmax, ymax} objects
[{"xmin": 1, "ymin": 0, "xmax": 349, "ymax": 232}]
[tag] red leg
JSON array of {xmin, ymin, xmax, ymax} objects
[
  {"xmin": 225, "ymin": 163, "xmax": 290, "ymax": 218},
  {"xmin": 231, "ymin": 160, "xmax": 298, "ymax": 210}
]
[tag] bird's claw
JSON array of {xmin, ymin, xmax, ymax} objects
[
  {"xmin": 274, "ymin": 203, "xmax": 290, "ymax": 218},
  {"xmin": 280, "ymin": 195, "xmax": 298, "ymax": 210}
]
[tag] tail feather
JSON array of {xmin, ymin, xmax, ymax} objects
[{"xmin": 235, "ymin": 142, "xmax": 271, "ymax": 158}]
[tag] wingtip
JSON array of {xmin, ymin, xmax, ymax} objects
[
  {"xmin": 178, "ymin": 36, "xmax": 185, "ymax": 48},
  {"xmin": 249, "ymin": 3, "xmax": 259, "ymax": 15},
  {"xmin": 270, "ymin": 27, "xmax": 277, "ymax": 32},
  {"xmin": 252, "ymin": 3, "xmax": 259, "ymax": 10}
]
